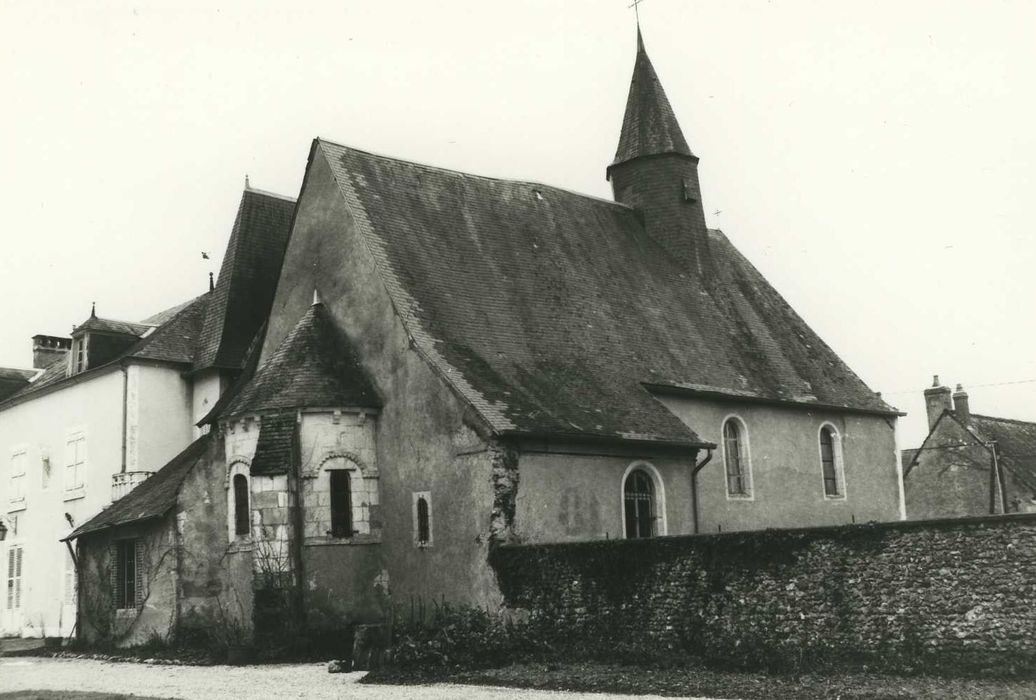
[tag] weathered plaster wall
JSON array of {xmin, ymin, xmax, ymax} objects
[
  {"xmin": 133, "ymin": 363, "xmax": 193, "ymax": 473},
  {"xmin": 656, "ymin": 395, "xmax": 901, "ymax": 531},
  {"xmin": 905, "ymin": 418, "xmax": 1002, "ymax": 519},
  {"xmin": 491, "ymin": 514, "xmax": 1036, "ymax": 671},
  {"xmin": 174, "ymin": 433, "xmax": 252, "ymax": 635},
  {"xmin": 0, "ymin": 370, "xmax": 124, "ymax": 637},
  {"xmin": 77, "ymin": 517, "xmax": 178, "ymax": 647},
  {"xmin": 514, "ymin": 451, "xmax": 694, "ymax": 542},
  {"xmin": 261, "ymin": 147, "xmax": 500, "ymax": 612},
  {"xmin": 190, "ymin": 368, "xmax": 223, "ymax": 438}
]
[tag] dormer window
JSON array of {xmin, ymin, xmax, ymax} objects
[{"xmin": 71, "ymin": 336, "xmax": 88, "ymax": 374}]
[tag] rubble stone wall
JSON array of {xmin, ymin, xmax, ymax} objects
[{"xmin": 490, "ymin": 514, "xmax": 1036, "ymax": 671}]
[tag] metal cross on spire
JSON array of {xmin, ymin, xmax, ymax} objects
[{"xmin": 628, "ymin": 0, "xmax": 647, "ymax": 25}]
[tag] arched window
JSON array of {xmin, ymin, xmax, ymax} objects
[
  {"xmin": 233, "ymin": 474, "xmax": 249, "ymax": 536},
  {"xmin": 723, "ymin": 418, "xmax": 751, "ymax": 497},
  {"xmin": 624, "ymin": 469, "xmax": 656, "ymax": 538},
  {"xmin": 417, "ymin": 497, "xmax": 430, "ymax": 544},
  {"xmin": 226, "ymin": 462, "xmax": 251, "ymax": 542},
  {"xmin": 820, "ymin": 425, "xmax": 844, "ymax": 497}
]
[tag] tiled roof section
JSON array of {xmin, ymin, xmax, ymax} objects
[
  {"xmin": 901, "ymin": 448, "xmax": 919, "ymax": 472},
  {"xmin": 221, "ymin": 303, "xmax": 381, "ymax": 418},
  {"xmin": 0, "ymin": 295, "xmax": 210, "ymax": 407},
  {"xmin": 142, "ymin": 297, "xmax": 199, "ymax": 325},
  {"xmin": 64, "ymin": 434, "xmax": 212, "ymax": 540},
  {"xmin": 611, "ymin": 28, "xmax": 693, "ymax": 169},
  {"xmin": 194, "ymin": 187, "xmax": 296, "ymax": 371},
  {"xmin": 0, "ymin": 368, "xmax": 35, "ymax": 402},
  {"xmin": 129, "ymin": 294, "xmax": 210, "ymax": 364},
  {"xmin": 74, "ymin": 316, "xmax": 151, "ymax": 337},
  {"xmin": 319, "ymin": 142, "xmax": 893, "ymax": 446},
  {"xmin": 251, "ymin": 413, "xmax": 296, "ymax": 476},
  {"xmin": 969, "ymin": 414, "xmax": 1036, "ymax": 494}
]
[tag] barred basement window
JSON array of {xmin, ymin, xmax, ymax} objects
[
  {"xmin": 624, "ymin": 469, "xmax": 656, "ymax": 539},
  {"xmin": 329, "ymin": 470, "xmax": 353, "ymax": 538},
  {"xmin": 112, "ymin": 539, "xmax": 144, "ymax": 610},
  {"xmin": 233, "ymin": 474, "xmax": 249, "ymax": 536}
]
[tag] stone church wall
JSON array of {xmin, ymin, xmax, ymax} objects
[{"xmin": 490, "ymin": 514, "xmax": 1036, "ymax": 672}]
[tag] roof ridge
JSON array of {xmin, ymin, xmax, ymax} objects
[
  {"xmin": 243, "ymin": 185, "xmax": 298, "ymax": 204},
  {"xmin": 971, "ymin": 413, "xmax": 1036, "ymax": 427},
  {"xmin": 316, "ymin": 139, "xmax": 634, "ymax": 213}
]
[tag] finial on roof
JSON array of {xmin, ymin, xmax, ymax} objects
[
  {"xmin": 90, "ymin": 301, "xmax": 96, "ymax": 318},
  {"xmin": 209, "ymin": 271, "xmax": 215, "ymax": 292},
  {"xmin": 312, "ymin": 288, "xmax": 322, "ymax": 306},
  {"xmin": 636, "ymin": 23, "xmax": 644, "ymax": 53},
  {"xmin": 245, "ymin": 174, "xmax": 250, "ymax": 189}
]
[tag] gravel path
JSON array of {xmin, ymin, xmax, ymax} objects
[{"xmin": 0, "ymin": 657, "xmax": 708, "ymax": 699}]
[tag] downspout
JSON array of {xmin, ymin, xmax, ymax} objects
[
  {"xmin": 691, "ymin": 448, "xmax": 713, "ymax": 535},
  {"xmin": 120, "ymin": 363, "xmax": 128, "ymax": 473},
  {"xmin": 289, "ymin": 411, "xmax": 307, "ymax": 628}
]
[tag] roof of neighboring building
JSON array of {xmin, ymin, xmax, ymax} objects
[
  {"xmin": 64, "ymin": 433, "xmax": 212, "ymax": 541},
  {"xmin": 969, "ymin": 414, "xmax": 1036, "ymax": 494},
  {"xmin": 0, "ymin": 368, "xmax": 36, "ymax": 402},
  {"xmin": 193, "ymin": 187, "xmax": 296, "ymax": 372},
  {"xmin": 901, "ymin": 448, "xmax": 919, "ymax": 472},
  {"xmin": 315, "ymin": 139, "xmax": 894, "ymax": 448},
  {"xmin": 610, "ymin": 28, "xmax": 693, "ymax": 169},
  {"xmin": 73, "ymin": 315, "xmax": 152, "ymax": 337},
  {"xmin": 0, "ymin": 295, "xmax": 211, "ymax": 407},
  {"xmin": 221, "ymin": 302, "xmax": 380, "ymax": 419}
]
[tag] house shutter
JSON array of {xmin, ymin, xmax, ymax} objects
[
  {"xmin": 109, "ymin": 543, "xmax": 118, "ymax": 608},
  {"xmin": 14, "ymin": 548, "xmax": 23, "ymax": 609},
  {"xmin": 6, "ymin": 549, "xmax": 13, "ymax": 610},
  {"xmin": 134, "ymin": 539, "xmax": 146, "ymax": 609}
]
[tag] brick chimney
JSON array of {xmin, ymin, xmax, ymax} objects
[
  {"xmin": 924, "ymin": 375, "xmax": 952, "ymax": 431},
  {"xmin": 953, "ymin": 384, "xmax": 970, "ymax": 424},
  {"xmin": 32, "ymin": 335, "xmax": 71, "ymax": 369}
]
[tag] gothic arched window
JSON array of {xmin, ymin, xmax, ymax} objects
[
  {"xmin": 624, "ymin": 468, "xmax": 656, "ymax": 539},
  {"xmin": 723, "ymin": 418, "xmax": 752, "ymax": 497}
]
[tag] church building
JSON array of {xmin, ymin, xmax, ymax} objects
[{"xmin": 63, "ymin": 30, "xmax": 904, "ymax": 647}]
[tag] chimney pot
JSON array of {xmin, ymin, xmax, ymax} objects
[
  {"xmin": 923, "ymin": 375, "xmax": 953, "ymax": 432},
  {"xmin": 953, "ymin": 384, "xmax": 970, "ymax": 423},
  {"xmin": 31, "ymin": 334, "xmax": 72, "ymax": 369}
]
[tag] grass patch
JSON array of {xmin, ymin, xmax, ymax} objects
[{"xmin": 367, "ymin": 660, "xmax": 1036, "ymax": 699}]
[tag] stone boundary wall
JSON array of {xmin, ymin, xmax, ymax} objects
[{"xmin": 489, "ymin": 514, "xmax": 1036, "ymax": 671}]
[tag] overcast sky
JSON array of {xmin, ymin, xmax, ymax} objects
[{"xmin": 1, "ymin": 0, "xmax": 1034, "ymax": 447}]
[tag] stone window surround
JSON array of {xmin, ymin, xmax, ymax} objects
[
  {"xmin": 721, "ymin": 414, "xmax": 754, "ymax": 501},
  {"xmin": 226, "ymin": 459, "xmax": 252, "ymax": 546},
  {"xmin": 818, "ymin": 422, "xmax": 848, "ymax": 500},
  {"xmin": 302, "ymin": 451, "xmax": 380, "ymax": 547},
  {"xmin": 620, "ymin": 461, "xmax": 667, "ymax": 538}
]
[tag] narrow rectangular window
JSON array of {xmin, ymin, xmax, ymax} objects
[
  {"xmin": 820, "ymin": 428, "xmax": 840, "ymax": 497},
  {"xmin": 413, "ymin": 491, "xmax": 433, "ymax": 546},
  {"xmin": 233, "ymin": 474, "xmax": 250, "ymax": 536},
  {"xmin": 114, "ymin": 539, "xmax": 139, "ymax": 610},
  {"xmin": 329, "ymin": 471, "xmax": 353, "ymax": 538}
]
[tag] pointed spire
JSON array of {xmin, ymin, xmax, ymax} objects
[
  {"xmin": 312, "ymin": 288, "xmax": 322, "ymax": 306},
  {"xmin": 610, "ymin": 26, "xmax": 693, "ymax": 171},
  {"xmin": 209, "ymin": 272, "xmax": 215, "ymax": 292},
  {"xmin": 90, "ymin": 301, "xmax": 96, "ymax": 318}
]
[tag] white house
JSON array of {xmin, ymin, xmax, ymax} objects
[{"xmin": 0, "ymin": 186, "xmax": 294, "ymax": 638}]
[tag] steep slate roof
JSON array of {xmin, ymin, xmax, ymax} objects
[
  {"xmin": 193, "ymin": 187, "xmax": 296, "ymax": 372},
  {"xmin": 969, "ymin": 414, "xmax": 1036, "ymax": 494},
  {"xmin": 64, "ymin": 434, "xmax": 212, "ymax": 540},
  {"xmin": 610, "ymin": 28, "xmax": 693, "ymax": 169},
  {"xmin": 251, "ymin": 413, "xmax": 296, "ymax": 476},
  {"xmin": 221, "ymin": 302, "xmax": 380, "ymax": 419},
  {"xmin": 317, "ymin": 140, "xmax": 893, "ymax": 447}
]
